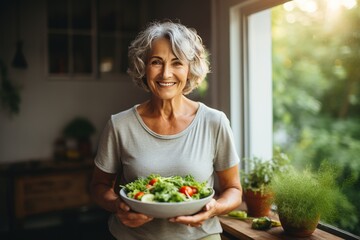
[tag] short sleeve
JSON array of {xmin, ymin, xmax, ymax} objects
[
  {"xmin": 94, "ymin": 118, "xmax": 121, "ymax": 174},
  {"xmin": 213, "ymin": 113, "xmax": 240, "ymax": 171}
]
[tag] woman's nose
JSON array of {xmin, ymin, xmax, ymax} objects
[{"xmin": 162, "ymin": 64, "xmax": 173, "ymax": 79}]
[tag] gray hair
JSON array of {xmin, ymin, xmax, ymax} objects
[{"xmin": 127, "ymin": 21, "xmax": 210, "ymax": 95}]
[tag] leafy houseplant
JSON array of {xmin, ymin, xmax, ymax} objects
[
  {"xmin": 62, "ymin": 117, "xmax": 96, "ymax": 160},
  {"xmin": 270, "ymin": 164, "xmax": 347, "ymax": 237},
  {"xmin": 63, "ymin": 117, "xmax": 96, "ymax": 140},
  {"xmin": 241, "ymin": 148, "xmax": 290, "ymax": 217}
]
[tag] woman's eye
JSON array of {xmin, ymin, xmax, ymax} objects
[
  {"xmin": 150, "ymin": 60, "xmax": 162, "ymax": 65},
  {"xmin": 173, "ymin": 61, "xmax": 183, "ymax": 66}
]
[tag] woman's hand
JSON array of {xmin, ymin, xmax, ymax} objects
[
  {"xmin": 169, "ymin": 165, "xmax": 242, "ymax": 227},
  {"xmin": 90, "ymin": 167, "xmax": 153, "ymax": 228},
  {"xmin": 114, "ymin": 198, "xmax": 154, "ymax": 227},
  {"xmin": 168, "ymin": 198, "xmax": 218, "ymax": 227}
]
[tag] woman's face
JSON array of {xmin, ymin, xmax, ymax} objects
[{"xmin": 146, "ymin": 37, "xmax": 189, "ymax": 100}]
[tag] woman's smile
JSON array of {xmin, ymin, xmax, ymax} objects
[{"xmin": 157, "ymin": 81, "xmax": 176, "ymax": 87}]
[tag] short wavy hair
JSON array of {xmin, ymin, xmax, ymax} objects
[{"xmin": 127, "ymin": 21, "xmax": 210, "ymax": 95}]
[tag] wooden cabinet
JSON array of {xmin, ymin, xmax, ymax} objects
[
  {"xmin": 1, "ymin": 159, "xmax": 95, "ymax": 229},
  {"xmin": 14, "ymin": 170, "xmax": 92, "ymax": 219}
]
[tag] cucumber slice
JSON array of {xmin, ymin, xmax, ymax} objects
[{"xmin": 141, "ymin": 193, "xmax": 155, "ymax": 202}]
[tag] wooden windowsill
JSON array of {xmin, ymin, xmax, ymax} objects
[{"xmin": 219, "ymin": 212, "xmax": 344, "ymax": 240}]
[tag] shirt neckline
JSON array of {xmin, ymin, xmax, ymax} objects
[{"xmin": 133, "ymin": 102, "xmax": 203, "ymax": 139}]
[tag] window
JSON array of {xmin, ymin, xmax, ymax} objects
[
  {"xmin": 216, "ymin": 0, "xmax": 360, "ymax": 237},
  {"xmin": 46, "ymin": 0, "xmax": 146, "ymax": 80},
  {"xmin": 47, "ymin": 0, "xmax": 94, "ymax": 76},
  {"xmin": 98, "ymin": 0, "xmax": 145, "ymax": 77}
]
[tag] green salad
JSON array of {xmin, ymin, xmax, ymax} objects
[{"xmin": 122, "ymin": 174, "xmax": 213, "ymax": 203}]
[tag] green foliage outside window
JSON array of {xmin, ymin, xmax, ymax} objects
[{"xmin": 272, "ymin": 0, "xmax": 360, "ymax": 235}]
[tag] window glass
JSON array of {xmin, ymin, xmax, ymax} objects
[
  {"xmin": 47, "ymin": 1, "xmax": 68, "ymax": 29},
  {"xmin": 72, "ymin": 0, "xmax": 92, "ymax": 30},
  {"xmin": 98, "ymin": 0, "xmax": 116, "ymax": 32},
  {"xmin": 99, "ymin": 36, "xmax": 116, "ymax": 73},
  {"xmin": 48, "ymin": 34, "xmax": 69, "ymax": 73},
  {"xmin": 272, "ymin": 0, "xmax": 360, "ymax": 235},
  {"xmin": 98, "ymin": 0, "xmax": 142, "ymax": 75},
  {"xmin": 118, "ymin": 0, "xmax": 142, "ymax": 31},
  {"xmin": 47, "ymin": 0, "xmax": 144, "ymax": 78},
  {"xmin": 73, "ymin": 35, "xmax": 92, "ymax": 73}
]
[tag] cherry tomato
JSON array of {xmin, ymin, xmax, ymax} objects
[
  {"xmin": 179, "ymin": 186, "xmax": 194, "ymax": 197},
  {"xmin": 149, "ymin": 178, "xmax": 158, "ymax": 185},
  {"xmin": 134, "ymin": 191, "xmax": 145, "ymax": 200},
  {"xmin": 190, "ymin": 186, "xmax": 198, "ymax": 194}
]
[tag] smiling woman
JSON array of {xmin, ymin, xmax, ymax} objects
[{"xmin": 90, "ymin": 20, "xmax": 242, "ymax": 240}]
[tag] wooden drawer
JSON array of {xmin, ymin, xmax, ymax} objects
[{"xmin": 14, "ymin": 170, "xmax": 92, "ymax": 218}]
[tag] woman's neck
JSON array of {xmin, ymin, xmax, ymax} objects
[
  {"xmin": 147, "ymin": 95, "xmax": 190, "ymax": 119},
  {"xmin": 137, "ymin": 96, "xmax": 199, "ymax": 135}
]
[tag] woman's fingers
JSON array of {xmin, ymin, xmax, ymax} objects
[
  {"xmin": 169, "ymin": 199, "xmax": 217, "ymax": 226},
  {"xmin": 187, "ymin": 222, "xmax": 203, "ymax": 228},
  {"xmin": 115, "ymin": 198, "xmax": 153, "ymax": 227},
  {"xmin": 118, "ymin": 199, "xmax": 130, "ymax": 212},
  {"xmin": 120, "ymin": 212, "xmax": 153, "ymax": 227}
]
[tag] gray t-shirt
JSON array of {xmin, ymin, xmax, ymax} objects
[{"xmin": 94, "ymin": 102, "xmax": 240, "ymax": 240}]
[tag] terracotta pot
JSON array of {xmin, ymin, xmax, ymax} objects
[
  {"xmin": 279, "ymin": 214, "xmax": 320, "ymax": 238},
  {"xmin": 244, "ymin": 189, "xmax": 273, "ymax": 217}
]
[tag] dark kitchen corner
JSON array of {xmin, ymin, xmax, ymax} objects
[
  {"xmin": 0, "ymin": 210, "xmax": 113, "ymax": 240},
  {"xmin": 0, "ymin": 159, "xmax": 115, "ymax": 240},
  {"xmin": 0, "ymin": 208, "xmax": 114, "ymax": 240}
]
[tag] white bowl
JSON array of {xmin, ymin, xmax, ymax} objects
[{"xmin": 119, "ymin": 188, "xmax": 214, "ymax": 218}]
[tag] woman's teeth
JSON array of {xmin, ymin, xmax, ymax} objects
[{"xmin": 158, "ymin": 82, "xmax": 175, "ymax": 87}]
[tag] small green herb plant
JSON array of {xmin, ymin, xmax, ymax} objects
[
  {"xmin": 241, "ymin": 148, "xmax": 290, "ymax": 195},
  {"xmin": 269, "ymin": 163, "xmax": 347, "ymax": 228}
]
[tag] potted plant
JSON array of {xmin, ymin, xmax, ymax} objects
[
  {"xmin": 269, "ymin": 163, "xmax": 346, "ymax": 237},
  {"xmin": 62, "ymin": 117, "xmax": 96, "ymax": 160},
  {"xmin": 241, "ymin": 148, "xmax": 290, "ymax": 217}
]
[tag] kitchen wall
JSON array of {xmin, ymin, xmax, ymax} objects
[{"xmin": 0, "ymin": 0, "xmax": 212, "ymax": 163}]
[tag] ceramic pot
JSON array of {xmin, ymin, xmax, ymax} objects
[
  {"xmin": 279, "ymin": 214, "xmax": 320, "ymax": 238},
  {"xmin": 244, "ymin": 189, "xmax": 273, "ymax": 217}
]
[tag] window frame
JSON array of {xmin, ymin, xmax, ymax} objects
[
  {"xmin": 212, "ymin": 0, "xmax": 288, "ymax": 164},
  {"xmin": 45, "ymin": 0, "xmax": 146, "ymax": 81},
  {"xmin": 45, "ymin": 0, "xmax": 97, "ymax": 80}
]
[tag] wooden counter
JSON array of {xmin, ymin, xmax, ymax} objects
[{"xmin": 219, "ymin": 214, "xmax": 344, "ymax": 240}]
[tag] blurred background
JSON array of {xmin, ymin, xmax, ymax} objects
[{"xmin": 0, "ymin": 0, "xmax": 212, "ymax": 239}]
